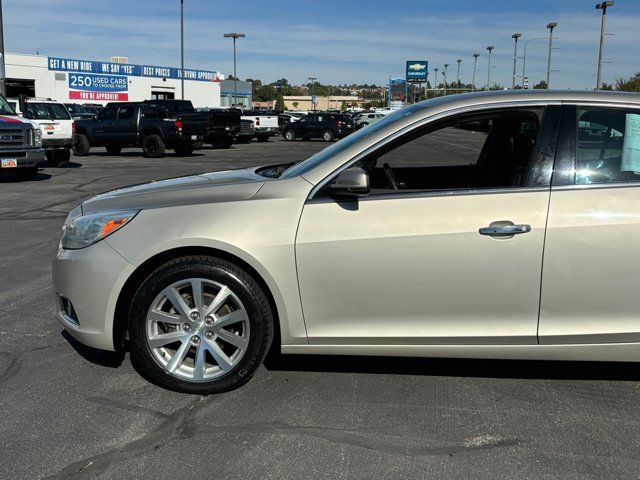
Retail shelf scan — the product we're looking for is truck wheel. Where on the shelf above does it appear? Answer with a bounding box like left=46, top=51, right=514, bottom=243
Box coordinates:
left=237, top=136, right=252, bottom=144
left=256, top=134, right=270, bottom=142
left=72, top=134, right=90, bottom=156
left=58, top=149, right=71, bottom=163
left=174, top=143, right=194, bottom=156
left=45, top=150, right=59, bottom=167
left=322, top=130, right=335, bottom=142
left=283, top=130, right=296, bottom=141
left=15, top=167, right=38, bottom=181
left=143, top=135, right=165, bottom=158
left=105, top=144, right=122, bottom=155
left=221, top=137, right=234, bottom=149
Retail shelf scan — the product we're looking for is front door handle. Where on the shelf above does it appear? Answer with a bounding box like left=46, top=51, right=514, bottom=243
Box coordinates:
left=479, top=223, right=531, bottom=237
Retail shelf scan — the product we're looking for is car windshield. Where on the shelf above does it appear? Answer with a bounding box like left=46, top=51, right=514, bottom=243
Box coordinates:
left=0, top=95, right=16, bottom=115
left=279, top=106, right=419, bottom=179
left=46, top=103, right=71, bottom=120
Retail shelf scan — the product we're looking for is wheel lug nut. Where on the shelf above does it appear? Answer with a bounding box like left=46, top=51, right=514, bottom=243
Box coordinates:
left=205, top=331, right=214, bottom=339
left=182, top=323, right=192, bottom=332
left=205, top=316, right=214, bottom=326
left=191, top=335, right=201, bottom=345
left=190, top=311, right=200, bottom=320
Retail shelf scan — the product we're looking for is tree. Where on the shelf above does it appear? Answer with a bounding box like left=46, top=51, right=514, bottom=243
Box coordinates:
left=614, top=72, right=640, bottom=92
left=292, top=101, right=299, bottom=110
left=533, top=80, right=548, bottom=89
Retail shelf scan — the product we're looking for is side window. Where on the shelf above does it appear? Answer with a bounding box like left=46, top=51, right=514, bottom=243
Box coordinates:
left=141, top=108, right=160, bottom=119
left=575, top=107, right=639, bottom=185
left=118, top=106, right=135, bottom=120
left=354, top=109, right=543, bottom=194
left=100, top=106, right=117, bottom=120
left=24, top=103, right=51, bottom=120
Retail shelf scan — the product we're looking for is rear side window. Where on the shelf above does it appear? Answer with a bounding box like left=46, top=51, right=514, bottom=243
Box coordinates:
left=24, top=103, right=50, bottom=120
left=575, top=107, right=640, bottom=185
left=118, top=106, right=135, bottom=119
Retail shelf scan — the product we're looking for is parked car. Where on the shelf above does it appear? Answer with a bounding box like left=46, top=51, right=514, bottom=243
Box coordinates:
left=278, top=112, right=301, bottom=131
left=10, top=98, right=74, bottom=166
left=355, top=112, right=384, bottom=129
left=235, top=119, right=255, bottom=144
left=73, top=101, right=208, bottom=157
left=200, top=108, right=242, bottom=149
left=64, top=103, right=97, bottom=121
left=241, top=110, right=279, bottom=142
left=82, top=104, right=104, bottom=115
left=54, top=90, right=640, bottom=394
left=282, top=112, right=355, bottom=141
left=0, top=94, right=45, bottom=180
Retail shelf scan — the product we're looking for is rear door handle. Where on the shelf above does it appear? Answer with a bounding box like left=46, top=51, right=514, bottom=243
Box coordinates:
left=479, top=223, right=531, bottom=237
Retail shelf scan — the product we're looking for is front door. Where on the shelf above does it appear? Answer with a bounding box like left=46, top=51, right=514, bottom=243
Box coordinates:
left=296, top=106, right=560, bottom=345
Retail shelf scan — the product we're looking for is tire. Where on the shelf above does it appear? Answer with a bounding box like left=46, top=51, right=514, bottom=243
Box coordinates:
left=283, top=130, right=296, bottom=141
left=15, top=167, right=38, bottom=181
left=174, top=143, right=194, bottom=156
left=45, top=150, right=59, bottom=167
left=209, top=135, right=224, bottom=149
left=72, top=134, right=90, bottom=156
left=143, top=134, right=165, bottom=158
left=256, top=134, right=270, bottom=142
left=105, top=144, right=122, bottom=155
left=128, top=255, right=273, bottom=394
left=236, top=136, right=252, bottom=144
left=322, top=130, right=335, bottom=142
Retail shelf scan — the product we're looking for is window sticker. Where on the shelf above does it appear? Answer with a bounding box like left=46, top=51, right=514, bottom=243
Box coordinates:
left=621, top=113, right=640, bottom=173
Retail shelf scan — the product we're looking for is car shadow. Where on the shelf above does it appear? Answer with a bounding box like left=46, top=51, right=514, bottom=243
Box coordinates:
left=265, top=353, right=640, bottom=381
left=0, top=170, right=52, bottom=182
left=61, top=330, right=125, bottom=368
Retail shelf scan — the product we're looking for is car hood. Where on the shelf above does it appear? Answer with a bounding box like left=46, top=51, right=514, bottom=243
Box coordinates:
left=81, top=168, right=266, bottom=214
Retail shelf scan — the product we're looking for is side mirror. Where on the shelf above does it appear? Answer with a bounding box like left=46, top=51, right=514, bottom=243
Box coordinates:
left=330, top=167, right=370, bottom=198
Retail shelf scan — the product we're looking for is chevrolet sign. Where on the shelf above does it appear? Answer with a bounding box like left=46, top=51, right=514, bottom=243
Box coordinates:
left=406, top=60, right=428, bottom=83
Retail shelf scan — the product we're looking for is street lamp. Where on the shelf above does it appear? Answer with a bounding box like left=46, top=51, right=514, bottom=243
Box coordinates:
left=433, top=67, right=439, bottom=96
left=522, top=37, right=546, bottom=89
left=456, top=59, right=462, bottom=91
left=596, top=1, right=615, bottom=90
left=308, top=76, right=317, bottom=111
left=471, top=53, right=480, bottom=92
left=511, top=33, right=522, bottom=89
left=443, top=64, right=449, bottom=95
left=486, top=46, right=494, bottom=89
left=223, top=32, right=246, bottom=107
left=546, top=22, right=557, bottom=88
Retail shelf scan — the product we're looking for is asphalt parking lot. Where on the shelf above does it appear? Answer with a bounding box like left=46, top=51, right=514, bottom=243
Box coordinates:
left=2, top=138, right=640, bottom=480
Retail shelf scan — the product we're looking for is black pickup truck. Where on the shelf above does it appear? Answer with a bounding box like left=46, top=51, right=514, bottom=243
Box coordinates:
left=73, top=101, right=208, bottom=158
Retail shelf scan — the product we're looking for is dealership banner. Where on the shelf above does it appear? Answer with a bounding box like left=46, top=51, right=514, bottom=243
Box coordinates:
left=406, top=61, right=428, bottom=83
left=67, top=72, right=129, bottom=101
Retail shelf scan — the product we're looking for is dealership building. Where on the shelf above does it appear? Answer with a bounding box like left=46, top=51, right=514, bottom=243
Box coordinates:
left=4, top=53, right=225, bottom=108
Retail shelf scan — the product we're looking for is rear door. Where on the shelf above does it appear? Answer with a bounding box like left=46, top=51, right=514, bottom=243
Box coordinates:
left=539, top=104, right=640, bottom=344
left=92, top=105, right=118, bottom=142
left=112, top=105, right=137, bottom=144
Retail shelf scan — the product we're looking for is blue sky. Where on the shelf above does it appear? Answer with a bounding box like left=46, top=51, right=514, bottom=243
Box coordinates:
left=4, top=0, right=640, bottom=89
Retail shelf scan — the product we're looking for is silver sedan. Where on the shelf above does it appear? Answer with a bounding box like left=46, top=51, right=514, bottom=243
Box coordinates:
left=53, top=90, right=640, bottom=393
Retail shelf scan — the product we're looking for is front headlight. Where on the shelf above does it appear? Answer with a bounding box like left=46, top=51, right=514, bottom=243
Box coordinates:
left=34, top=128, right=42, bottom=147
left=61, top=209, right=139, bottom=249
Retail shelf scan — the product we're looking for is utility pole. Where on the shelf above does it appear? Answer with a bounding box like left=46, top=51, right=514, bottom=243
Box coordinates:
left=471, top=53, right=480, bottom=92
left=511, top=33, right=521, bottom=89
left=223, top=33, right=245, bottom=107
left=443, top=64, right=449, bottom=95
left=456, top=59, right=462, bottom=91
left=308, top=76, right=317, bottom=111
left=180, top=0, right=184, bottom=99
left=522, top=37, right=546, bottom=89
left=433, top=68, right=439, bottom=97
left=596, top=1, right=615, bottom=90
left=486, top=46, right=494, bottom=89
left=546, top=22, right=557, bottom=88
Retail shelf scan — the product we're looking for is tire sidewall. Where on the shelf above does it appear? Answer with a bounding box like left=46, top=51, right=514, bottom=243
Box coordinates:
left=323, top=130, right=334, bottom=141
left=284, top=130, right=295, bottom=141
left=129, top=259, right=270, bottom=394
left=143, top=135, right=165, bottom=158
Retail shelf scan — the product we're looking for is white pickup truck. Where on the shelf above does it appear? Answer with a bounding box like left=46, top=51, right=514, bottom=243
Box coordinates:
left=9, top=98, right=74, bottom=167
left=240, top=110, right=279, bottom=142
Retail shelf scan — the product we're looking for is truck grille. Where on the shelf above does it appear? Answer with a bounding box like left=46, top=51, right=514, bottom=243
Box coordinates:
left=240, top=122, right=254, bottom=132
left=0, top=128, right=27, bottom=148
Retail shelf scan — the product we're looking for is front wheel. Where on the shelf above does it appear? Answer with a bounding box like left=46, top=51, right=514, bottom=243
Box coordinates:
left=283, top=130, right=296, bottom=141
left=128, top=255, right=273, bottom=394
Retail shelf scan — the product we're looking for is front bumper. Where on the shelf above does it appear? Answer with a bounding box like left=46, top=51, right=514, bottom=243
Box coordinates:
left=3, top=148, right=47, bottom=169
left=52, top=240, right=135, bottom=351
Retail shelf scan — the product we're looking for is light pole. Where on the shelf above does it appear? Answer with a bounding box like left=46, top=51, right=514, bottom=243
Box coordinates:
left=471, top=53, right=480, bottom=92
left=433, top=67, right=439, bottom=96
left=308, top=76, right=317, bottom=111
left=223, top=32, right=245, bottom=107
left=0, top=0, right=5, bottom=97
left=596, top=1, right=615, bottom=90
left=456, top=59, right=462, bottom=91
left=546, top=22, right=557, bottom=88
left=511, top=33, right=521, bottom=89
left=443, top=64, right=449, bottom=95
left=180, top=0, right=184, bottom=99
left=522, top=37, right=546, bottom=89
left=486, top=46, right=494, bottom=89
